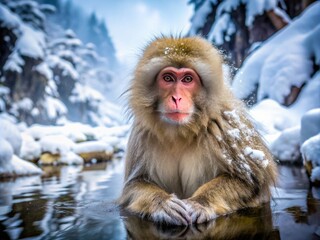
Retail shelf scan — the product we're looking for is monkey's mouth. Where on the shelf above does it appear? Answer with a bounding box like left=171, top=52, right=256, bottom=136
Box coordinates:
left=163, top=112, right=191, bottom=124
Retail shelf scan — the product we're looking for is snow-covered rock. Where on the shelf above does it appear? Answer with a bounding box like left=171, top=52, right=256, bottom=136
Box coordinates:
left=0, top=138, right=13, bottom=165
left=301, top=134, right=320, bottom=184
left=40, top=134, right=75, bottom=155
left=249, top=71, right=320, bottom=162
left=301, top=108, right=320, bottom=144
left=270, top=126, right=301, bottom=162
left=7, top=155, right=42, bottom=176
left=239, top=3, right=320, bottom=166
left=232, top=2, right=320, bottom=104
left=38, top=134, right=84, bottom=165
left=0, top=119, right=22, bottom=155
left=20, top=133, right=41, bottom=161
left=74, top=140, right=114, bottom=162
left=250, top=99, right=295, bottom=133
left=59, top=151, right=83, bottom=165
left=21, top=122, right=130, bottom=165
left=74, top=141, right=113, bottom=154
left=0, top=119, right=42, bottom=177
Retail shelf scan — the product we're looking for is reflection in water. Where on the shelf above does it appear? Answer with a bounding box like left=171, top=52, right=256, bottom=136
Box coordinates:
left=123, top=205, right=279, bottom=240
left=0, top=162, right=320, bottom=239
left=272, top=165, right=320, bottom=240
left=0, top=160, right=125, bottom=239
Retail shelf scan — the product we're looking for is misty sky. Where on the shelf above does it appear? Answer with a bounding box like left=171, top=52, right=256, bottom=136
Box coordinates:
left=75, top=0, right=193, bottom=64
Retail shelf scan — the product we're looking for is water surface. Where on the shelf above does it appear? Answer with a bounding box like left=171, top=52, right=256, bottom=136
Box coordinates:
left=0, top=160, right=319, bottom=240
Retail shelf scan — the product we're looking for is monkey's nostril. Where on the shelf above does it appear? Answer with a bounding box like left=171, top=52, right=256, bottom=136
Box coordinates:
left=172, top=96, right=182, bottom=103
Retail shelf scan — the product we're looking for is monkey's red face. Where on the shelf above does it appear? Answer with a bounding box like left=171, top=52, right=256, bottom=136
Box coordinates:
left=156, top=67, right=201, bottom=124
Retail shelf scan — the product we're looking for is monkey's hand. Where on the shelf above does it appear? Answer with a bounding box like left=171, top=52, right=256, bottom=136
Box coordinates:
left=150, top=194, right=191, bottom=226
left=184, top=199, right=217, bottom=224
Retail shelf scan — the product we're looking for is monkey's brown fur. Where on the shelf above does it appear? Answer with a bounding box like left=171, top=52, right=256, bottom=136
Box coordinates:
left=119, top=36, right=277, bottom=225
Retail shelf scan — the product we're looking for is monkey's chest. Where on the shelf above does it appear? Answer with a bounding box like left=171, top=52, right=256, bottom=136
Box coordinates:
left=150, top=148, right=218, bottom=199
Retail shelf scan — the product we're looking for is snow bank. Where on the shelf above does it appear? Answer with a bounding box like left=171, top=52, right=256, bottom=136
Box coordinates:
left=3, top=155, right=42, bottom=176
left=232, top=2, right=320, bottom=103
left=21, top=122, right=130, bottom=165
left=59, top=152, right=83, bottom=165
left=38, top=133, right=83, bottom=165
left=74, top=141, right=113, bottom=154
left=301, top=134, right=320, bottom=182
left=235, top=3, right=320, bottom=167
left=0, top=119, right=22, bottom=155
left=270, top=126, right=301, bottom=162
left=250, top=71, right=320, bottom=161
left=0, top=119, right=42, bottom=177
left=300, top=108, right=320, bottom=143
left=0, top=138, right=13, bottom=164
left=250, top=99, right=295, bottom=134
left=0, top=118, right=128, bottom=170
left=40, top=135, right=75, bottom=155
left=250, top=98, right=320, bottom=163
left=20, top=133, right=41, bottom=161
left=26, top=123, right=130, bottom=144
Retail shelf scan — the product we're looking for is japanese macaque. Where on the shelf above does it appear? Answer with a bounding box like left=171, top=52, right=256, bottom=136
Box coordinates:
left=118, top=36, right=277, bottom=226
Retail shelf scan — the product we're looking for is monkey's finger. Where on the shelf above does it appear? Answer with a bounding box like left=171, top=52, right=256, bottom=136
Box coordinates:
left=163, top=206, right=190, bottom=226
left=182, top=199, right=200, bottom=215
left=170, top=197, right=189, bottom=211
left=184, top=202, right=195, bottom=215
left=151, top=208, right=185, bottom=226
left=196, top=212, right=209, bottom=224
left=190, top=211, right=201, bottom=223
left=167, top=201, right=191, bottom=224
left=170, top=200, right=192, bottom=223
left=152, top=209, right=186, bottom=226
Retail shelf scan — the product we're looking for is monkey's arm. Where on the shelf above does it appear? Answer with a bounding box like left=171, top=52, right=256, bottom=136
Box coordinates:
left=119, top=179, right=191, bottom=225
left=185, top=174, right=268, bottom=224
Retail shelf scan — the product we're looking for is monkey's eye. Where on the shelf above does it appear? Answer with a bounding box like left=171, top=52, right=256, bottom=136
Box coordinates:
left=163, top=74, right=174, bottom=82
left=182, top=75, right=193, bottom=83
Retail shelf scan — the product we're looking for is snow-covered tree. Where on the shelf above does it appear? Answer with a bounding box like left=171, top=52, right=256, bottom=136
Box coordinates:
left=188, top=0, right=310, bottom=67
left=0, top=0, right=122, bottom=126
left=39, top=0, right=118, bottom=67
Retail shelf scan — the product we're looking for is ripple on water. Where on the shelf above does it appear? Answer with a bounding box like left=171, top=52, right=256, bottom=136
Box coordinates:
left=0, top=161, right=319, bottom=240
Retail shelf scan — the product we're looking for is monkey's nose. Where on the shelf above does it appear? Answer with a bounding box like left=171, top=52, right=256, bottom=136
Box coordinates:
left=172, top=96, right=182, bottom=104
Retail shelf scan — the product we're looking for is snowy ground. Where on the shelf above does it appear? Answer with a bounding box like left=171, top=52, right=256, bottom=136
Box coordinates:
left=233, top=3, right=320, bottom=184
left=0, top=117, right=130, bottom=178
